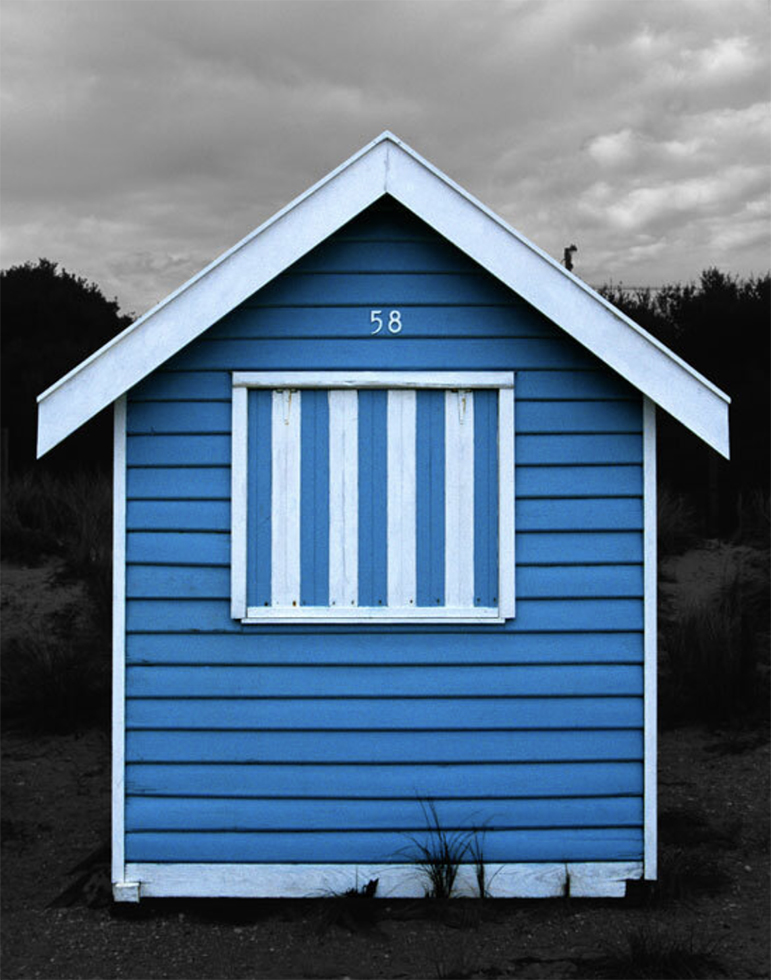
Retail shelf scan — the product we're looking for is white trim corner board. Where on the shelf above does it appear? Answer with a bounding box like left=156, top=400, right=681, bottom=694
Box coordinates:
left=111, top=396, right=127, bottom=890
left=643, top=397, right=658, bottom=880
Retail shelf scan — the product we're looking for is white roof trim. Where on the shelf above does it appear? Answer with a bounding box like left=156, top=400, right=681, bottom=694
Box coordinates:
left=37, top=131, right=730, bottom=458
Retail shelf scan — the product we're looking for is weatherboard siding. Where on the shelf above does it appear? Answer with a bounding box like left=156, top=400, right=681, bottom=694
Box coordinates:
left=124, top=200, right=644, bottom=866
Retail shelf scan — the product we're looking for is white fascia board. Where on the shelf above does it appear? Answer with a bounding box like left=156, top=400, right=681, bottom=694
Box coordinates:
left=383, top=140, right=730, bottom=459
left=36, top=137, right=391, bottom=457
left=37, top=131, right=730, bottom=459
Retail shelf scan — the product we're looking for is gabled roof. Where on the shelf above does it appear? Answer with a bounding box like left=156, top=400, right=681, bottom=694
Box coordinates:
left=37, top=131, right=730, bottom=458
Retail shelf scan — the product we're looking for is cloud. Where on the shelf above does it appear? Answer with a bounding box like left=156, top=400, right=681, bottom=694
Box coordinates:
left=1, top=0, right=768, bottom=314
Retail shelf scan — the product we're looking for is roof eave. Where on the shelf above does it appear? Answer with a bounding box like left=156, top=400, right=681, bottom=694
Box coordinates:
left=37, top=132, right=730, bottom=460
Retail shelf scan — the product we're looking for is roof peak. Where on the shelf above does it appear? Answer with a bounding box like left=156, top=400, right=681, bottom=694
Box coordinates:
left=36, top=133, right=730, bottom=459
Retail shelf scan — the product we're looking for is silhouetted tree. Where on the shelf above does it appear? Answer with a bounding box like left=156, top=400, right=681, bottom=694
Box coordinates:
left=600, top=269, right=770, bottom=534
left=1, top=258, right=132, bottom=473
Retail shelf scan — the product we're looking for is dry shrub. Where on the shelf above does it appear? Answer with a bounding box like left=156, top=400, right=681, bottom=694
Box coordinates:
left=601, top=922, right=724, bottom=978
left=1, top=633, right=110, bottom=733
left=1, top=470, right=112, bottom=732
left=657, top=485, right=700, bottom=557
left=660, top=553, right=769, bottom=726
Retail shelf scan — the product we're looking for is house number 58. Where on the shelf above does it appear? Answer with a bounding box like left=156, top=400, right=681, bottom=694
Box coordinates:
left=370, top=310, right=403, bottom=335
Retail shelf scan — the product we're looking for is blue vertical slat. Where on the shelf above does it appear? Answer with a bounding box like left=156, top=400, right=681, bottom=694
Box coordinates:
left=248, top=390, right=272, bottom=608
left=416, top=390, right=445, bottom=607
left=474, top=390, right=498, bottom=606
left=301, top=390, right=330, bottom=606
left=358, top=390, right=388, bottom=606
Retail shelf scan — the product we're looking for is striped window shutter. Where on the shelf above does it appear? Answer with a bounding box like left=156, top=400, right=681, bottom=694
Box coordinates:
left=231, top=373, right=514, bottom=623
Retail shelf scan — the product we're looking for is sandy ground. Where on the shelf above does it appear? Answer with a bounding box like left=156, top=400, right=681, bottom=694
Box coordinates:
left=1, top=549, right=769, bottom=979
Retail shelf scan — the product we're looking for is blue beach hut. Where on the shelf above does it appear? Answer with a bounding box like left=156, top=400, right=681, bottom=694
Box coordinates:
left=37, top=133, right=730, bottom=901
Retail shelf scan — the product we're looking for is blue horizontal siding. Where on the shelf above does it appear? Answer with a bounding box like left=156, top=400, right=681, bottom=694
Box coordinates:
left=517, top=434, right=643, bottom=465
left=518, top=401, right=641, bottom=433
left=211, top=305, right=555, bottom=340
left=247, top=272, right=518, bottom=306
left=124, top=530, right=642, bottom=569
left=131, top=371, right=231, bottom=401
left=127, top=434, right=230, bottom=466
left=124, top=497, right=642, bottom=535
left=290, top=239, right=487, bottom=274
left=335, top=208, right=439, bottom=241
left=167, top=338, right=598, bottom=372
left=127, top=532, right=229, bottom=566
left=517, top=498, right=642, bottom=531
left=126, top=564, right=642, bottom=600
left=125, top=665, right=642, bottom=699
left=126, top=729, right=642, bottom=763
left=517, top=532, right=642, bottom=564
left=126, top=631, right=643, bottom=665
left=121, top=200, right=648, bottom=869
left=126, top=598, right=643, bottom=632
left=131, top=369, right=637, bottom=403
left=126, top=697, right=644, bottom=731
left=126, top=398, right=640, bottom=437
left=517, top=466, right=642, bottom=498
left=126, top=796, right=643, bottom=831
left=124, top=828, right=643, bottom=864
left=127, top=501, right=229, bottom=531
left=128, top=467, right=230, bottom=499
left=126, top=761, right=643, bottom=799
left=128, top=401, right=229, bottom=434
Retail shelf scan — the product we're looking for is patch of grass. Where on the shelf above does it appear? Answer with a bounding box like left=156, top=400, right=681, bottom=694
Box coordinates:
left=315, top=878, right=380, bottom=934
left=402, top=800, right=473, bottom=901
left=429, top=933, right=481, bottom=979
left=0, top=633, right=110, bottom=733
left=654, top=848, right=728, bottom=902
left=600, top=923, right=724, bottom=978
left=660, top=556, right=770, bottom=726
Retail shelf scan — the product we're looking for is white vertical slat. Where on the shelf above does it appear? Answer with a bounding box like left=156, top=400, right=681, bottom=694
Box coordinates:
left=445, top=389, right=475, bottom=608
left=387, top=389, right=417, bottom=607
left=111, top=396, right=127, bottom=890
left=498, top=385, right=516, bottom=618
left=328, top=389, right=358, bottom=606
left=271, top=389, right=301, bottom=607
left=643, top=397, right=658, bottom=880
left=230, top=385, right=248, bottom=619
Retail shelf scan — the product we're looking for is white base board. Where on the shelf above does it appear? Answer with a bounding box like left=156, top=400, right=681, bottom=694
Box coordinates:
left=118, top=861, right=643, bottom=901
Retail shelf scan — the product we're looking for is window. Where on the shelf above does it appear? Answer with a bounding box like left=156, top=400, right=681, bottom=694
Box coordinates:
left=231, top=372, right=514, bottom=624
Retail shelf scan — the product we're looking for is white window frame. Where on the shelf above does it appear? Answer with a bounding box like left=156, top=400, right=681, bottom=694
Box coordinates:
left=231, top=372, right=514, bottom=625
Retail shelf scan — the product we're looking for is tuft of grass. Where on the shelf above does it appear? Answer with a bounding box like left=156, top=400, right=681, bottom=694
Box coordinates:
left=429, top=934, right=480, bottom=979
left=600, top=922, right=724, bottom=978
left=315, top=878, right=380, bottom=934
left=660, top=557, right=769, bottom=726
left=468, top=823, right=494, bottom=900
left=654, top=848, right=728, bottom=902
left=402, top=800, right=473, bottom=901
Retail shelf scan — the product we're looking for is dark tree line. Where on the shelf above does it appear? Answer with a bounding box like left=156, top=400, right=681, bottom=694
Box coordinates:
left=1, top=259, right=132, bottom=473
left=600, top=269, right=770, bottom=535
left=2, top=258, right=768, bottom=535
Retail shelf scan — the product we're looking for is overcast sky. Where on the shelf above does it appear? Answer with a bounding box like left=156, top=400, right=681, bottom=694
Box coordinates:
left=1, top=0, right=769, bottom=317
